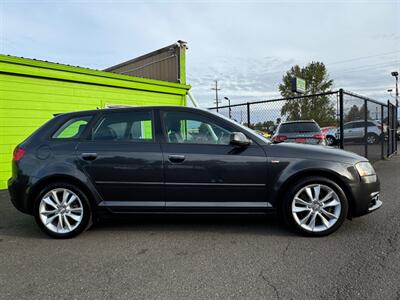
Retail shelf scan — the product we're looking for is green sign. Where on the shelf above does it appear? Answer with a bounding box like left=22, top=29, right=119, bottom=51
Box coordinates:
left=291, top=77, right=306, bottom=94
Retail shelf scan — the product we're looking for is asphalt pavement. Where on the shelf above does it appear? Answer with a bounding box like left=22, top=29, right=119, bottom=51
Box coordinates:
left=0, top=156, right=399, bottom=299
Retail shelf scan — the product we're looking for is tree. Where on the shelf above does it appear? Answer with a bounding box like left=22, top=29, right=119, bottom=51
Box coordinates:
left=279, top=62, right=336, bottom=127
left=253, top=121, right=275, bottom=130
left=344, top=104, right=370, bottom=123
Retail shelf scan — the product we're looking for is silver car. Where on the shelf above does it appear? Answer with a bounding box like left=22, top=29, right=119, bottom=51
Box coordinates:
left=337, top=120, right=384, bottom=144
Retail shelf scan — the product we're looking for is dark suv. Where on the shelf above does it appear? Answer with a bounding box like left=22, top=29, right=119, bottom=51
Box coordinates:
left=8, top=106, right=382, bottom=238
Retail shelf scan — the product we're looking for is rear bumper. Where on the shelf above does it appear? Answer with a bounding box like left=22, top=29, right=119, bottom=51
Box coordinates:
left=8, top=176, right=32, bottom=215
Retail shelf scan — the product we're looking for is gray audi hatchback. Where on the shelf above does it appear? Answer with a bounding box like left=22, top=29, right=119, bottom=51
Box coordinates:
left=8, top=106, right=382, bottom=238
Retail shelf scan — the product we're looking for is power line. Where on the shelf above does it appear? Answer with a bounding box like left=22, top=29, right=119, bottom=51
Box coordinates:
left=326, top=50, right=400, bottom=65
left=331, top=61, right=399, bottom=74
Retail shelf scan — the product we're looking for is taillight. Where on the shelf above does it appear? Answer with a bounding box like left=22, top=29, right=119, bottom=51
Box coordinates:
left=13, top=147, right=26, bottom=161
left=313, top=134, right=326, bottom=140
left=272, top=135, right=288, bottom=142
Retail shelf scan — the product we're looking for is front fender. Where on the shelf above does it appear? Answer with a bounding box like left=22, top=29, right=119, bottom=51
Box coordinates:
left=268, top=157, right=359, bottom=206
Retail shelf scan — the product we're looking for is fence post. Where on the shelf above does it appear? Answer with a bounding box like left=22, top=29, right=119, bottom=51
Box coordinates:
left=392, top=103, right=396, bottom=155
left=339, top=89, right=344, bottom=149
left=246, top=102, right=251, bottom=127
left=364, top=99, right=368, bottom=159
left=396, top=102, right=398, bottom=154
left=387, top=101, right=390, bottom=157
left=381, top=105, right=384, bottom=160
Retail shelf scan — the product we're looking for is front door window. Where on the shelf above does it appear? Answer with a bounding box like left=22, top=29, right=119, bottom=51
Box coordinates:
left=163, top=111, right=232, bottom=145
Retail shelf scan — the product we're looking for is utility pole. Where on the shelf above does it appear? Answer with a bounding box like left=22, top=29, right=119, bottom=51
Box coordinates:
left=211, top=80, right=221, bottom=111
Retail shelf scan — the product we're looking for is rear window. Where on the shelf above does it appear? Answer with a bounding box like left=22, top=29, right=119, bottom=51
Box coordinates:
left=279, top=122, right=320, bottom=133
left=52, top=116, right=92, bottom=139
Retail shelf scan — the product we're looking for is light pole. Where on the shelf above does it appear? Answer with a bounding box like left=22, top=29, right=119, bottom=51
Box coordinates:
left=224, top=96, right=232, bottom=119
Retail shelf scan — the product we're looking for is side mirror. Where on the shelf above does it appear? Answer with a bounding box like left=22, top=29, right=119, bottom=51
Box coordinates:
left=230, top=132, right=251, bottom=147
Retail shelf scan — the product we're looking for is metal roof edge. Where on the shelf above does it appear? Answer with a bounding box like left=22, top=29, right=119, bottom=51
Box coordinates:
left=105, top=43, right=179, bottom=71
left=0, top=54, right=191, bottom=91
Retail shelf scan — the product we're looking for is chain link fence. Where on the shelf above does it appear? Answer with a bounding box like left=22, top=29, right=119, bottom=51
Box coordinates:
left=210, top=90, right=398, bottom=162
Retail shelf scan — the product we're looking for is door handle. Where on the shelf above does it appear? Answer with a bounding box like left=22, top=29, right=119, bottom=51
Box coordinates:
left=168, top=154, right=185, bottom=163
left=81, top=153, right=98, bottom=161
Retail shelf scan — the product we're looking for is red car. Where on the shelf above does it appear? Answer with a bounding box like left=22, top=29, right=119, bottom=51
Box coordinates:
left=321, top=126, right=338, bottom=146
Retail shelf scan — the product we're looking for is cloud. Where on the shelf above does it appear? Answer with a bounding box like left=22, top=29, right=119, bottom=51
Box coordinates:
left=1, top=1, right=399, bottom=107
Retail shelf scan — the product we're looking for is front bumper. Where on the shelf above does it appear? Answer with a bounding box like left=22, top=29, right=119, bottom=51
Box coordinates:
left=349, top=174, right=382, bottom=217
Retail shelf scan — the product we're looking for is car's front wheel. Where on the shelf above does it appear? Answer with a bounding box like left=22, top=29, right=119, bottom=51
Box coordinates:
left=34, top=183, right=92, bottom=238
left=282, top=176, right=348, bottom=236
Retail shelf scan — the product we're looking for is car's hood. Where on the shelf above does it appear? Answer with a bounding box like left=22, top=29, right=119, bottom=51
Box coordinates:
left=264, top=142, right=366, bottom=164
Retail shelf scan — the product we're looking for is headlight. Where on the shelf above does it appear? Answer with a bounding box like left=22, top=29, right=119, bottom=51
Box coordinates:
left=355, top=162, right=375, bottom=177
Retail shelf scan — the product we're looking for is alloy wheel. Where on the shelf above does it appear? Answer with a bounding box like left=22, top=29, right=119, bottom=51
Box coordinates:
left=367, top=135, right=376, bottom=144
left=38, top=188, right=84, bottom=234
left=291, top=184, right=341, bottom=232
left=326, top=136, right=335, bottom=146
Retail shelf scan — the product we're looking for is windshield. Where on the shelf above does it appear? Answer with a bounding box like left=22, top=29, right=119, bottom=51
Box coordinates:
left=279, top=122, right=320, bottom=133
left=207, top=109, right=271, bottom=143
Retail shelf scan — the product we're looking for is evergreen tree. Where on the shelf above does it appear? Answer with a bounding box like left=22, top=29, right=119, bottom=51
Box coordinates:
left=279, top=62, right=336, bottom=127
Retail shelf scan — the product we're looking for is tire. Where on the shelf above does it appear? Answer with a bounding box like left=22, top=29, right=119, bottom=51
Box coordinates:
left=326, top=135, right=336, bottom=146
left=367, top=133, right=379, bottom=145
left=33, top=182, right=92, bottom=239
left=281, top=176, right=348, bottom=237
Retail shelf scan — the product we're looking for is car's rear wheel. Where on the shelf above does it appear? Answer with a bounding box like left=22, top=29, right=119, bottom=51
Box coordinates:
left=326, top=135, right=336, bottom=146
left=282, top=176, right=348, bottom=236
left=367, top=133, right=379, bottom=144
left=34, top=183, right=92, bottom=238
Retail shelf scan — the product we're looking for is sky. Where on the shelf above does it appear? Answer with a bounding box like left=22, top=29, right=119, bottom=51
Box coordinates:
left=1, top=0, right=399, bottom=107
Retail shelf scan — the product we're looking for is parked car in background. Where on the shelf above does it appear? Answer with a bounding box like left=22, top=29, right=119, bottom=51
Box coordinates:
left=255, top=130, right=271, bottom=139
left=272, top=120, right=326, bottom=145
left=337, top=120, right=384, bottom=145
left=8, top=106, right=381, bottom=238
left=321, top=126, right=338, bottom=146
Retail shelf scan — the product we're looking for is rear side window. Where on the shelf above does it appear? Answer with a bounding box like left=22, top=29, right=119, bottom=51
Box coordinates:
left=52, top=116, right=92, bottom=139
left=279, top=122, right=320, bottom=133
left=92, top=111, right=153, bottom=141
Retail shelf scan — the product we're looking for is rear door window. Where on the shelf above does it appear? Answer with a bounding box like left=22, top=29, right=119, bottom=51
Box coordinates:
left=52, top=116, right=92, bottom=139
left=92, top=111, right=153, bottom=141
left=353, top=122, right=364, bottom=128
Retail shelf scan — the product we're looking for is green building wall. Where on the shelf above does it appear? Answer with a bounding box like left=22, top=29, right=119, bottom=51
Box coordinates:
left=0, top=54, right=191, bottom=189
